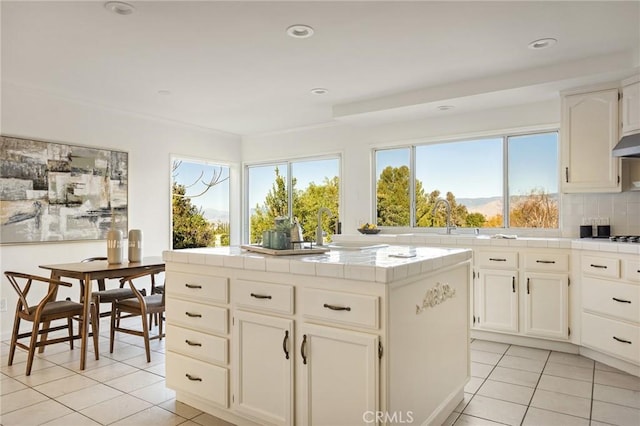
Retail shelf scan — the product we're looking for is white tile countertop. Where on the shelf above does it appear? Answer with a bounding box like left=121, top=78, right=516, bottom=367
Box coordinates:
left=331, top=234, right=640, bottom=254
left=162, top=245, right=472, bottom=283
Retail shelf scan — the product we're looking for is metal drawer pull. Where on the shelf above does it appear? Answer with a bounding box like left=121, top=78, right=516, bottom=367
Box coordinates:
left=250, top=293, right=272, bottom=300
left=185, top=312, right=202, bottom=318
left=612, top=297, right=632, bottom=304
left=185, top=283, right=202, bottom=289
left=185, top=374, right=203, bottom=381
left=301, top=334, right=308, bottom=365
left=613, top=336, right=632, bottom=344
left=536, top=260, right=556, bottom=264
left=283, top=330, right=289, bottom=360
left=323, top=303, right=351, bottom=312
left=185, top=340, right=202, bottom=346
left=489, top=258, right=507, bottom=262
left=512, top=276, right=516, bottom=293
left=590, top=264, right=607, bottom=269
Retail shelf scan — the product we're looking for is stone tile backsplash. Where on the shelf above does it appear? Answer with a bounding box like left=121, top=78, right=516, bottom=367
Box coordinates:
left=562, top=192, right=640, bottom=237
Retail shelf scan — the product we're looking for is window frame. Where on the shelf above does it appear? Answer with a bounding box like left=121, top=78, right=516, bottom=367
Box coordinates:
left=372, top=129, right=560, bottom=231
left=243, top=153, right=342, bottom=244
left=170, top=154, right=232, bottom=249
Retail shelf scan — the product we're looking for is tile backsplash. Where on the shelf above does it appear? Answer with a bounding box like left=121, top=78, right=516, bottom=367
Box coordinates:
left=562, top=192, right=640, bottom=237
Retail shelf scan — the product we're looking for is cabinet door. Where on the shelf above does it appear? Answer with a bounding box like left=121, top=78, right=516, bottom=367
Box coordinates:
left=233, top=311, right=293, bottom=426
left=299, top=323, right=378, bottom=426
left=477, top=269, right=518, bottom=333
left=561, top=88, right=620, bottom=192
left=622, top=81, right=640, bottom=135
left=524, top=273, right=569, bottom=340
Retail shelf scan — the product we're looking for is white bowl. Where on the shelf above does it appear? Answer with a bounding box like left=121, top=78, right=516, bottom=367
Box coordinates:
left=633, top=181, right=640, bottom=188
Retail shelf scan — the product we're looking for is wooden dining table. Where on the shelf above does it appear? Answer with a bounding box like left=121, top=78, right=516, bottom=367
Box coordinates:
left=39, top=256, right=165, bottom=370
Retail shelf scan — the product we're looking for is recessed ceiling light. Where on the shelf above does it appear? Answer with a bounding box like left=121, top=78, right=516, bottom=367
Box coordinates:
left=528, top=38, right=557, bottom=50
left=310, top=88, right=328, bottom=95
left=157, top=90, right=171, bottom=96
left=287, top=24, right=314, bottom=39
left=104, top=1, right=135, bottom=15
left=437, top=105, right=454, bottom=111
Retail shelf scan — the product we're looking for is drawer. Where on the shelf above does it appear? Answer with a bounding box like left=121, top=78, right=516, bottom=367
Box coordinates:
left=302, top=288, right=379, bottom=330
left=166, top=298, right=228, bottom=335
left=166, top=325, right=228, bottom=365
left=581, top=313, right=639, bottom=365
left=582, top=255, right=620, bottom=279
left=582, top=277, right=640, bottom=324
left=233, top=280, right=294, bottom=315
left=476, top=251, right=518, bottom=269
left=523, top=253, right=569, bottom=272
left=166, top=351, right=228, bottom=407
left=624, top=259, right=640, bottom=283
left=167, top=271, right=228, bottom=303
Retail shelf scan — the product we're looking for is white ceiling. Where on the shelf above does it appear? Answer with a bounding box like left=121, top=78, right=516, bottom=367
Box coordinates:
left=2, top=1, right=639, bottom=136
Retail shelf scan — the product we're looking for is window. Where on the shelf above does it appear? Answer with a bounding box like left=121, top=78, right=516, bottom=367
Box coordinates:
left=171, top=158, right=230, bottom=248
left=374, top=131, right=558, bottom=230
left=246, top=156, right=340, bottom=243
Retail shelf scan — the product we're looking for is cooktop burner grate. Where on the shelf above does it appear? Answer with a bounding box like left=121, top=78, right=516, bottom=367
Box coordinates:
left=609, top=235, right=640, bottom=243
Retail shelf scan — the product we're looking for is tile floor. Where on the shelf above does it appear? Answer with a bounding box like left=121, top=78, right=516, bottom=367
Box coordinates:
left=445, top=339, right=640, bottom=426
left=1, top=321, right=639, bottom=426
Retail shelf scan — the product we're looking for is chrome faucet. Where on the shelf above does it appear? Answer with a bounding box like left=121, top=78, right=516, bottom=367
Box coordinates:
left=432, top=198, right=456, bottom=235
left=316, top=207, right=333, bottom=246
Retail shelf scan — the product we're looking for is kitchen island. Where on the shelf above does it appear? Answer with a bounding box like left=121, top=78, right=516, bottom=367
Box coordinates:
left=163, top=245, right=472, bottom=426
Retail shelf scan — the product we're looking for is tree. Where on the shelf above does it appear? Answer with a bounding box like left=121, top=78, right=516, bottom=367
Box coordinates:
left=376, top=166, right=410, bottom=226
left=465, top=212, right=486, bottom=227
left=172, top=183, right=216, bottom=248
left=509, top=189, right=558, bottom=228
left=250, top=167, right=291, bottom=243
left=294, top=176, right=340, bottom=241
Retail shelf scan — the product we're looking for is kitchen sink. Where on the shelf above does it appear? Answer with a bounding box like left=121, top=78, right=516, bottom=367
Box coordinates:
left=327, top=242, right=389, bottom=250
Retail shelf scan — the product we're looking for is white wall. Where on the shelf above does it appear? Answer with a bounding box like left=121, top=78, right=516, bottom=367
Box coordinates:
left=242, top=99, right=640, bottom=239
left=0, top=83, right=242, bottom=339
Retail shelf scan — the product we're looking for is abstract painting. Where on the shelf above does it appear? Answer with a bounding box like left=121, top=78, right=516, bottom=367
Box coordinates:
left=0, top=135, right=128, bottom=244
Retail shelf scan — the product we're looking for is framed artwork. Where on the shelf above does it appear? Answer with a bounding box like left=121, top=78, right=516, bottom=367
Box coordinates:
left=0, top=135, right=128, bottom=244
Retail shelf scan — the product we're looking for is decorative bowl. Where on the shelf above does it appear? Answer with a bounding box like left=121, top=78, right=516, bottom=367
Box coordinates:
left=358, top=228, right=381, bottom=234
left=632, top=181, right=640, bottom=188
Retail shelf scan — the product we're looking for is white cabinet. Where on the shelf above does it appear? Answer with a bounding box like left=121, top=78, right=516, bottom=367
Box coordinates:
left=473, top=249, right=570, bottom=342
left=165, top=270, right=230, bottom=410
left=524, top=273, right=569, bottom=340
left=621, top=77, right=640, bottom=136
left=476, top=269, right=518, bottom=333
left=233, top=311, right=293, bottom=426
left=561, top=87, right=621, bottom=193
left=581, top=252, right=640, bottom=366
left=298, top=323, right=379, bottom=426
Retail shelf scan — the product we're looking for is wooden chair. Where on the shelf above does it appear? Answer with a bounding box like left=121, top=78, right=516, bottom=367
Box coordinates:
left=5, top=271, right=99, bottom=376
left=81, top=257, right=142, bottom=334
left=110, top=268, right=165, bottom=362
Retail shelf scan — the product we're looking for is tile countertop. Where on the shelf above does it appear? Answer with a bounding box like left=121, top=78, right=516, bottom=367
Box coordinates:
left=162, top=246, right=472, bottom=284
left=331, top=234, right=640, bottom=255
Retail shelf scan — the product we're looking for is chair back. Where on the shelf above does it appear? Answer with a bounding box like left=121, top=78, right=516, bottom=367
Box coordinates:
left=4, top=271, right=73, bottom=316
left=119, top=268, right=165, bottom=305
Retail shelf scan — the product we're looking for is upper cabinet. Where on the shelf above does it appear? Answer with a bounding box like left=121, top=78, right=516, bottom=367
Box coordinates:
left=621, top=75, right=640, bottom=136
left=561, top=87, right=621, bottom=193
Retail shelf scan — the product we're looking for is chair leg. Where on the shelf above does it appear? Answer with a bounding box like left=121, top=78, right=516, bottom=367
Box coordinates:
left=67, top=317, right=74, bottom=349
left=158, top=311, right=164, bottom=341
left=26, top=321, right=40, bottom=376
left=38, top=320, right=51, bottom=354
left=140, top=310, right=151, bottom=363
left=93, top=295, right=101, bottom=336
left=109, top=305, right=117, bottom=354
left=90, top=304, right=100, bottom=360
left=8, top=317, right=21, bottom=366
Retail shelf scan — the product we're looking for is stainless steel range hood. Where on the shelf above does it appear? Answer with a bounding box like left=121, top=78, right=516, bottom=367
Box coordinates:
left=612, top=133, right=640, bottom=157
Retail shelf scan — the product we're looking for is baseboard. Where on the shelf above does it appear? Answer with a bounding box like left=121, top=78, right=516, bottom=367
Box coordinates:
left=471, top=330, right=580, bottom=353
left=579, top=347, right=640, bottom=377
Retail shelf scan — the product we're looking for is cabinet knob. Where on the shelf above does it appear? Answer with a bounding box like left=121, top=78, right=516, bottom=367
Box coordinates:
left=323, top=303, right=351, bottom=312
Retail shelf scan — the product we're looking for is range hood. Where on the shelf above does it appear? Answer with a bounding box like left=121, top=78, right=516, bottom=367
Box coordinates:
left=612, top=133, right=640, bottom=157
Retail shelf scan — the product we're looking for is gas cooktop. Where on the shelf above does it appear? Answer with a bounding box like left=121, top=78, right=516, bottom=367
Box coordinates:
left=608, top=235, right=640, bottom=243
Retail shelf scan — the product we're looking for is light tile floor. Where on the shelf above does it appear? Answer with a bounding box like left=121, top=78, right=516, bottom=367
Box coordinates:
left=445, top=340, right=640, bottom=426
left=1, top=321, right=639, bottom=426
